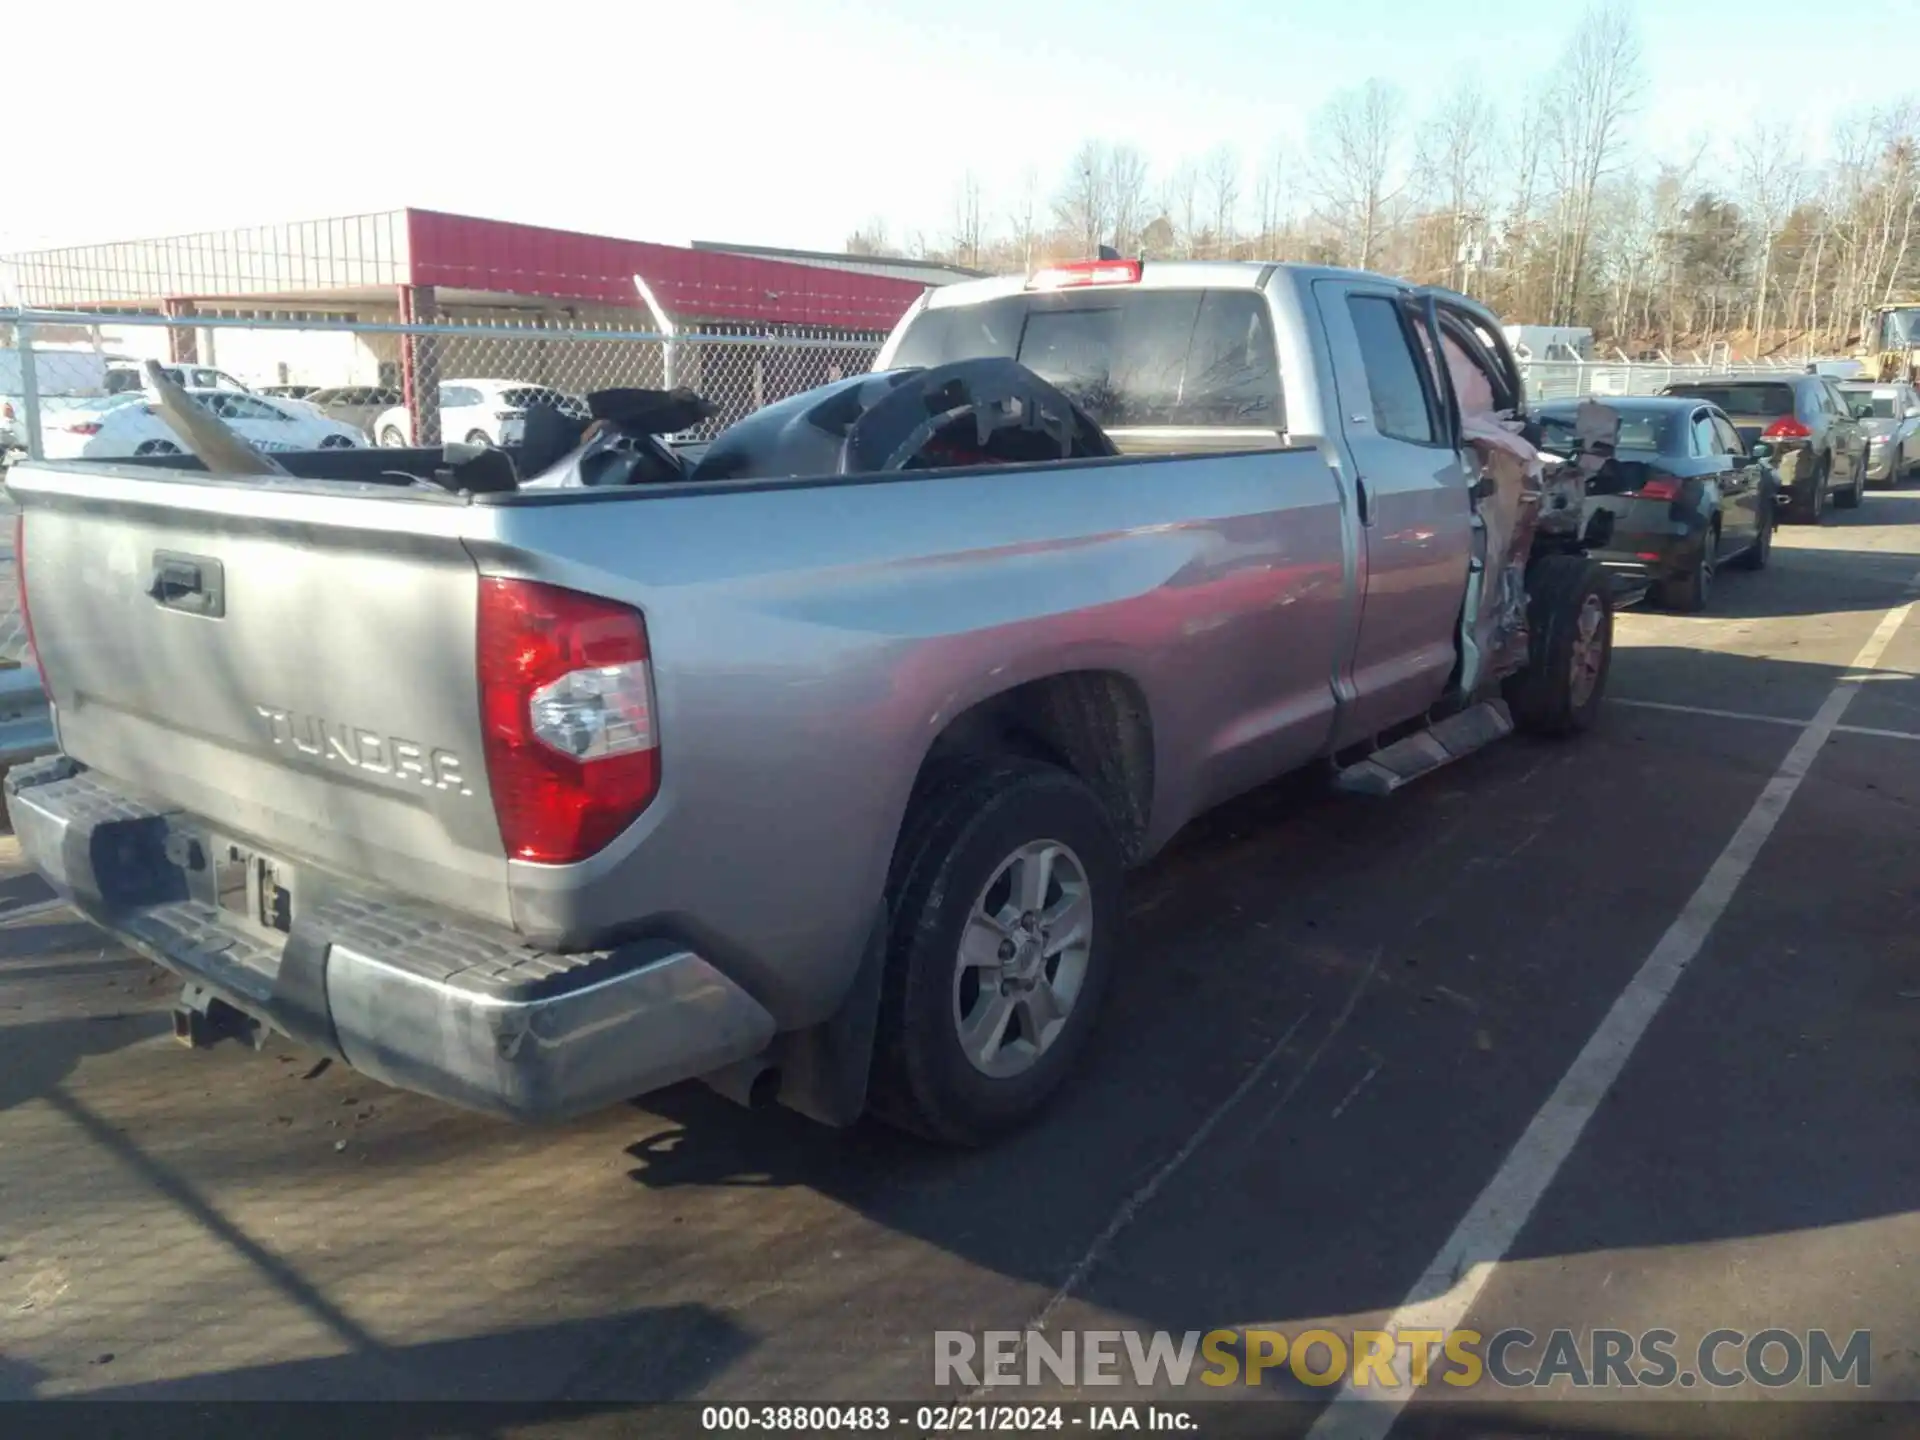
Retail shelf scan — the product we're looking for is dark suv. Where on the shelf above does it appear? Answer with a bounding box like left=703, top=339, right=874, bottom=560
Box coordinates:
left=1658, top=374, right=1868, bottom=522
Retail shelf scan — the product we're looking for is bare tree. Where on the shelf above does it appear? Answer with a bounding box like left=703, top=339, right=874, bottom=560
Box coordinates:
left=1055, top=139, right=1114, bottom=256
left=1007, top=165, right=1042, bottom=271
left=949, top=171, right=986, bottom=270
left=1737, top=123, right=1805, bottom=344
left=1165, top=159, right=1204, bottom=258
left=1311, top=79, right=1407, bottom=270
left=1420, top=80, right=1499, bottom=289
left=1203, top=145, right=1242, bottom=258
left=1251, top=143, right=1291, bottom=255
left=845, top=218, right=891, bottom=256
left=1546, top=2, right=1644, bottom=324
left=1107, top=144, right=1151, bottom=255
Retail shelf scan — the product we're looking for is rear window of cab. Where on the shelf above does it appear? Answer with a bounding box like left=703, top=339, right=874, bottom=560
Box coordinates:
left=889, top=289, right=1283, bottom=432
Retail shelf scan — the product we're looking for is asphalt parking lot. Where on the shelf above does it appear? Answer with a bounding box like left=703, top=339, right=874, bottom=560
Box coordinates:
left=3, top=494, right=1919, bottom=1436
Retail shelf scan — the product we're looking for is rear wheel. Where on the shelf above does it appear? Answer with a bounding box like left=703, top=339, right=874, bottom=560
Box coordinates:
left=133, top=439, right=181, bottom=456
left=870, top=759, right=1122, bottom=1147
left=464, top=429, right=493, bottom=448
left=1504, top=554, right=1613, bottom=737
left=1658, top=524, right=1716, bottom=612
left=378, top=426, right=406, bottom=448
left=318, top=434, right=354, bottom=449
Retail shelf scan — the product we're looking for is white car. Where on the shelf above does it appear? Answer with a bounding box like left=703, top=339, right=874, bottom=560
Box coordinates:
left=371, top=379, right=587, bottom=449
left=39, top=390, right=366, bottom=461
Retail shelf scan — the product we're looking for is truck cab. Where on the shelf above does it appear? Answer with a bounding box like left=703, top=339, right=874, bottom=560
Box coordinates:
left=875, top=258, right=1571, bottom=745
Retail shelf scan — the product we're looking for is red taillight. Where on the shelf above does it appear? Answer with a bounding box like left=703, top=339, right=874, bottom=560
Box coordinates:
left=1027, top=259, right=1142, bottom=290
left=60, top=422, right=102, bottom=436
left=1, top=402, right=14, bottom=422
left=1763, top=418, right=1812, bottom=440
left=1638, top=477, right=1681, bottom=501
left=476, top=577, right=659, bottom=865
left=14, top=513, right=38, bottom=680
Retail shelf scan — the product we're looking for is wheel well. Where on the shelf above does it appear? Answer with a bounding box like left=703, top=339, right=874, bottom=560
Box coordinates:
left=912, top=671, right=1155, bottom=863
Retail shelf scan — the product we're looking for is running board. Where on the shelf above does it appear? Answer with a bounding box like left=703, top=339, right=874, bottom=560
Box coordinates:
left=1334, top=699, right=1515, bottom=797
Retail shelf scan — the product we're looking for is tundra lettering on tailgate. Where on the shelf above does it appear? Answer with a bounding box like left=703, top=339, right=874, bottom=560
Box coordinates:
left=254, top=706, right=473, bottom=797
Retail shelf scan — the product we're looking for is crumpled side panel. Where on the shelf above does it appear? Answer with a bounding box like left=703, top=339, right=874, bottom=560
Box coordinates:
left=1447, top=337, right=1617, bottom=690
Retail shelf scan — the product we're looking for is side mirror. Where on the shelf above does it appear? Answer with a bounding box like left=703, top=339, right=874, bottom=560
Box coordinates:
left=1729, top=454, right=1753, bottom=469
left=1852, top=402, right=1875, bottom=420
left=1749, top=440, right=1773, bottom=460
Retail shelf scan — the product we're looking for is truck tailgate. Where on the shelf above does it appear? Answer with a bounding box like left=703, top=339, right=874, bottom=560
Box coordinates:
left=13, top=467, right=512, bottom=927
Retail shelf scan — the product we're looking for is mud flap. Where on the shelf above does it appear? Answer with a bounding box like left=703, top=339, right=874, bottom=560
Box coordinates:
left=768, top=903, right=891, bottom=1129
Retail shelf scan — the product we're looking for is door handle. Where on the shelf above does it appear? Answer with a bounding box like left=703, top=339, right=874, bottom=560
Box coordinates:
left=148, top=550, right=225, bottom=617
left=1355, top=475, right=1372, bottom=525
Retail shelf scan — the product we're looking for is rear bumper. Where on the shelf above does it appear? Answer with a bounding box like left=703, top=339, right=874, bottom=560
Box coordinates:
left=4, top=757, right=777, bottom=1121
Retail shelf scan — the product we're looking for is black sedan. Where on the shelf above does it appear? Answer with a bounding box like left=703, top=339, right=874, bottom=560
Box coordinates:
left=1535, top=396, right=1777, bottom=612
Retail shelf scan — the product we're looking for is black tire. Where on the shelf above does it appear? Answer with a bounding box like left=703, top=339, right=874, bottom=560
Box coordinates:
left=1834, top=451, right=1865, bottom=509
left=1504, top=554, right=1613, bottom=738
left=318, top=434, right=354, bottom=449
left=378, top=426, right=406, bottom=448
left=464, top=429, right=493, bottom=448
left=870, top=758, right=1123, bottom=1147
left=1657, top=525, right=1715, bottom=612
left=1733, top=503, right=1772, bottom=571
left=134, top=439, right=180, bottom=456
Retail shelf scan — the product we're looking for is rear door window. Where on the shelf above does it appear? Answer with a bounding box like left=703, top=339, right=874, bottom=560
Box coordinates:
left=1665, top=383, right=1794, bottom=418
left=1346, top=294, right=1438, bottom=445
left=889, top=288, right=1283, bottom=433
left=1690, top=413, right=1717, bottom=457
left=1711, top=415, right=1745, bottom=454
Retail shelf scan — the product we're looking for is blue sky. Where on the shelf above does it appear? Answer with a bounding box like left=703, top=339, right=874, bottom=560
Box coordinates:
left=3, top=0, right=1911, bottom=258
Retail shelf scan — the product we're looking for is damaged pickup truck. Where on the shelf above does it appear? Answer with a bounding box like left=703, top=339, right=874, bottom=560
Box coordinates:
left=4, top=260, right=1622, bottom=1146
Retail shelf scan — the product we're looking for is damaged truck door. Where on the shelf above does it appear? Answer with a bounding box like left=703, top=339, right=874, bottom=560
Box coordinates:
left=1317, top=280, right=1475, bottom=747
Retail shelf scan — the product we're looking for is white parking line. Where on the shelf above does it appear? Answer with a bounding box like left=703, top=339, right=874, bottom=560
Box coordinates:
left=1307, top=577, right=1920, bottom=1440
left=1609, top=696, right=1920, bottom=744
left=1609, top=697, right=1808, bottom=728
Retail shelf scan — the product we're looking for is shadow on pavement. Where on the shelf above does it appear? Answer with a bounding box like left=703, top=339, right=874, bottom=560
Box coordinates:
left=4, top=1303, right=748, bottom=1406
left=0, top=1013, right=171, bottom=1114
left=6, top=638, right=1917, bottom=1406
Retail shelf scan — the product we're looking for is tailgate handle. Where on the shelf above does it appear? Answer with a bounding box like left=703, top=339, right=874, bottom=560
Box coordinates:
left=149, top=552, right=225, bottom=618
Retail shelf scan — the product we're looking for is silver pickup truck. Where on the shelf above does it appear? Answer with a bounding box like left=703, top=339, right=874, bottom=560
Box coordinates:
left=4, top=260, right=1619, bottom=1146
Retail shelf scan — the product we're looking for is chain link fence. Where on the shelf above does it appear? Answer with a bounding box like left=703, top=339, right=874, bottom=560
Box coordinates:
left=1515, top=355, right=1828, bottom=403
left=1, top=308, right=887, bottom=459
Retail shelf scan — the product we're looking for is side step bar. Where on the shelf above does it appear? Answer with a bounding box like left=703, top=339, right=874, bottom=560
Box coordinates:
left=1333, top=699, right=1514, bottom=798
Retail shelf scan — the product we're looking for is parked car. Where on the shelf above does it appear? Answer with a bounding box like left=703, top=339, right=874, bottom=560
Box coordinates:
left=260, top=384, right=320, bottom=401
left=1538, top=396, right=1776, bottom=612
left=38, top=389, right=364, bottom=460
left=305, top=385, right=404, bottom=437
left=1658, top=374, right=1868, bottom=522
left=371, top=380, right=588, bottom=449
left=1837, top=381, right=1920, bottom=486
left=6, top=260, right=1622, bottom=1147
left=3, top=348, right=125, bottom=454
left=106, top=362, right=256, bottom=396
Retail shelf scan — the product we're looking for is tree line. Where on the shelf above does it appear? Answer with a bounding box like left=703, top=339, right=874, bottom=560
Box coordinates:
left=847, top=5, right=1920, bottom=359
